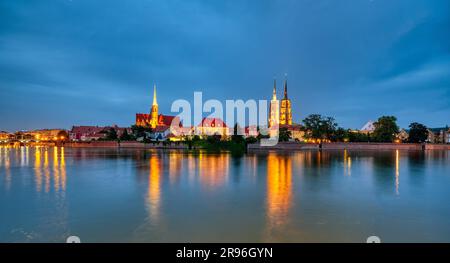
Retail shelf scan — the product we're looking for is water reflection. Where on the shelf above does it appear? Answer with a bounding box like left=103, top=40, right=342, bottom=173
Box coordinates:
left=28, top=147, right=67, bottom=193
left=147, top=155, right=162, bottom=223
left=198, top=153, right=229, bottom=189
left=34, top=147, right=42, bottom=192
left=395, top=150, right=400, bottom=195
left=1, top=147, right=450, bottom=242
left=168, top=152, right=182, bottom=185
left=344, top=149, right=352, bottom=176
left=265, top=153, right=293, bottom=239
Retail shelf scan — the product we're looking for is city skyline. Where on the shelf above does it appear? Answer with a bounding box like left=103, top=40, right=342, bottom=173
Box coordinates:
left=1, top=0, right=449, bottom=131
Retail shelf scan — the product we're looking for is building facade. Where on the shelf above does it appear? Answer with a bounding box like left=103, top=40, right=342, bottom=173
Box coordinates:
left=268, top=80, right=279, bottom=128
left=135, top=84, right=181, bottom=129
left=279, top=79, right=292, bottom=125
left=69, top=125, right=130, bottom=141
left=195, top=117, right=230, bottom=137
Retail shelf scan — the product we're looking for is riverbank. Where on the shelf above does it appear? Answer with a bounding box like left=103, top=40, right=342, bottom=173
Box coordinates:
left=247, top=142, right=450, bottom=151
left=2, top=141, right=450, bottom=151
left=64, top=141, right=187, bottom=149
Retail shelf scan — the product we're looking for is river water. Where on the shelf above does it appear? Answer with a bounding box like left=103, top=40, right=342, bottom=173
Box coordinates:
left=0, top=146, right=449, bottom=242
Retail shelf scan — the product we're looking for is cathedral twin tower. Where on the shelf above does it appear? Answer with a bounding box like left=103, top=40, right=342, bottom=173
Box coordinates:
left=269, top=78, right=293, bottom=127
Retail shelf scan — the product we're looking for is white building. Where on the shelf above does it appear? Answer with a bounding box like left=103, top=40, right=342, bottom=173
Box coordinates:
left=360, top=121, right=375, bottom=133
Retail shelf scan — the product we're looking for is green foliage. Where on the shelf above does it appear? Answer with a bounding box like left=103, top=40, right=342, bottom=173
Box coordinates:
left=348, top=131, right=370, bottom=142
left=119, top=129, right=133, bottom=141
left=302, top=114, right=338, bottom=140
left=245, top=136, right=258, bottom=144
left=408, top=122, right=428, bottom=143
left=231, top=123, right=245, bottom=143
left=103, top=128, right=118, bottom=140
left=278, top=127, right=292, bottom=142
left=184, top=134, right=246, bottom=155
left=331, top=127, right=348, bottom=142
left=373, top=116, right=399, bottom=142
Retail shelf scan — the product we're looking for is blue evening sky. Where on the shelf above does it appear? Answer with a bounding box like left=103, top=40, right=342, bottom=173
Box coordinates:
left=0, top=0, right=449, bottom=131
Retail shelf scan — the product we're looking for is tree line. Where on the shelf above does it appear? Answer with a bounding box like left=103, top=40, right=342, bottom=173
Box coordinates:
left=299, top=114, right=429, bottom=143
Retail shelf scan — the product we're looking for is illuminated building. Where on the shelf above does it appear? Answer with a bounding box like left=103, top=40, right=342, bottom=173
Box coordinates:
left=268, top=80, right=279, bottom=128
left=195, top=117, right=230, bottom=137
left=279, top=78, right=292, bottom=125
left=267, top=78, right=304, bottom=141
left=359, top=121, right=375, bottom=134
left=0, top=131, right=13, bottom=143
left=135, top=84, right=181, bottom=129
left=17, top=129, right=68, bottom=142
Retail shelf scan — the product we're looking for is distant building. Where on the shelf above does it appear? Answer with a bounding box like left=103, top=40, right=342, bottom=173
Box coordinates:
left=279, top=78, right=292, bottom=126
left=396, top=129, right=409, bottom=142
left=281, top=124, right=305, bottom=141
left=360, top=121, right=375, bottom=134
left=267, top=78, right=303, bottom=141
left=427, top=127, right=450, bottom=144
left=69, top=125, right=130, bottom=141
left=135, top=85, right=181, bottom=129
left=195, top=117, right=229, bottom=137
left=148, top=126, right=171, bottom=141
left=0, top=131, right=13, bottom=143
left=268, top=80, right=279, bottom=128
left=244, top=125, right=258, bottom=138
left=28, top=129, right=68, bottom=142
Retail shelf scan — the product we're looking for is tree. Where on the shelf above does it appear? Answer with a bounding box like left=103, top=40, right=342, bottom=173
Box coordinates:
left=104, top=128, right=118, bottom=140
left=231, top=123, right=244, bottom=143
left=408, top=122, right=428, bottom=143
left=119, top=129, right=132, bottom=141
left=302, top=114, right=338, bottom=141
left=348, top=130, right=370, bottom=142
left=331, top=127, right=348, bottom=142
left=373, top=116, right=399, bottom=142
left=278, top=127, right=292, bottom=142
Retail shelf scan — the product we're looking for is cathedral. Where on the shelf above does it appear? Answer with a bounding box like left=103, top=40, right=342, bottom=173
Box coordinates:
left=136, top=85, right=180, bottom=129
left=269, top=78, right=293, bottom=127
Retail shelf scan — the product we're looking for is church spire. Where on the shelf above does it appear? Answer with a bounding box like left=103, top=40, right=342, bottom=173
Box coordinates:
left=283, top=75, right=288, bottom=99
left=272, top=79, right=277, bottom=100
left=152, top=84, right=157, bottom=106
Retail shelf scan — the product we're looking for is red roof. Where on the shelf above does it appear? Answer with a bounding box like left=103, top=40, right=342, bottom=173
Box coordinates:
left=70, top=126, right=105, bottom=135
left=198, top=117, right=228, bottom=128
left=70, top=125, right=130, bottom=135
left=136, top=113, right=150, bottom=119
left=158, top=115, right=181, bottom=127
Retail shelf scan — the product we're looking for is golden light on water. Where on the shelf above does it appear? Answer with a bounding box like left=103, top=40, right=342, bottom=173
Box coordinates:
left=61, top=147, right=66, bottom=191
left=147, top=155, right=161, bottom=223
left=29, top=146, right=67, bottom=193
left=197, top=153, right=229, bottom=189
left=44, top=148, right=50, bottom=193
left=168, top=152, right=182, bottom=185
left=1, top=146, right=12, bottom=190
left=266, top=153, right=292, bottom=235
left=53, top=147, right=60, bottom=191
left=344, top=149, right=352, bottom=176
left=34, top=147, right=42, bottom=192
left=395, top=150, right=400, bottom=195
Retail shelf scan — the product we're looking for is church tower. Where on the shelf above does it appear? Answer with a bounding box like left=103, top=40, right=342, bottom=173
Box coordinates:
left=279, top=77, right=292, bottom=125
left=149, top=84, right=159, bottom=128
left=268, top=79, right=279, bottom=128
